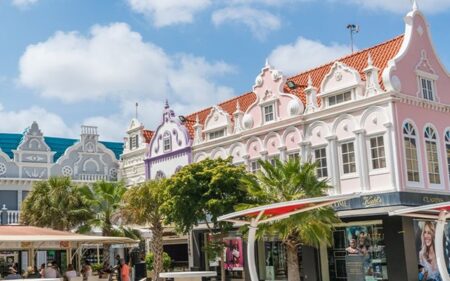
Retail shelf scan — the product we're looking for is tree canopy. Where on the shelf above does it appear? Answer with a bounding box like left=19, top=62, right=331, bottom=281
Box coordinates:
left=162, top=157, right=253, bottom=234
left=20, top=176, right=92, bottom=231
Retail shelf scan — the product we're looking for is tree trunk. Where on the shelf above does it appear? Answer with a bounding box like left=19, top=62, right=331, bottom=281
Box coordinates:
left=151, top=221, right=164, bottom=281
left=220, top=250, right=225, bottom=281
left=286, top=244, right=300, bottom=281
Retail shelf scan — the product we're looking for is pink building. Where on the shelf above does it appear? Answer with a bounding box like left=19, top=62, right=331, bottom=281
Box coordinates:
left=120, top=4, right=449, bottom=281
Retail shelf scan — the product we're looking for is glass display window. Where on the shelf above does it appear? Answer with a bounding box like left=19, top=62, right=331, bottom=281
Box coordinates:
left=328, top=222, right=387, bottom=281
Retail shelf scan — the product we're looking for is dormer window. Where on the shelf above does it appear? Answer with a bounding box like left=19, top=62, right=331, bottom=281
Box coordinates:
left=163, top=132, right=171, bottom=152
left=420, top=77, right=435, bottom=101
left=208, top=129, right=225, bottom=140
left=328, top=91, right=351, bottom=106
left=264, top=104, right=274, bottom=123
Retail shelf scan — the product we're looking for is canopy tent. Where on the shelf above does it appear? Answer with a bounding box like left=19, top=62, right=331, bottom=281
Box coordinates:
left=218, top=193, right=360, bottom=281
left=0, top=225, right=138, bottom=269
left=389, top=202, right=450, bottom=281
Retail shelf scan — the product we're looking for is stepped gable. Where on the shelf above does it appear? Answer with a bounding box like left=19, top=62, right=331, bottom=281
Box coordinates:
left=183, top=35, right=404, bottom=138
left=143, top=130, right=154, bottom=143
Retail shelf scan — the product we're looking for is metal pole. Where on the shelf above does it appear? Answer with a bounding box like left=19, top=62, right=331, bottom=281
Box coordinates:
left=247, top=222, right=258, bottom=281
left=435, top=212, right=450, bottom=281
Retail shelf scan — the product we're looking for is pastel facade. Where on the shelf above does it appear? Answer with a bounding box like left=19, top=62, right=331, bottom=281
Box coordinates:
left=118, top=5, right=450, bottom=281
left=0, top=122, right=122, bottom=224
left=144, top=101, right=192, bottom=180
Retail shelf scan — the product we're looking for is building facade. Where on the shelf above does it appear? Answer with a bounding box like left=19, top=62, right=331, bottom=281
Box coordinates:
left=0, top=122, right=122, bottom=224
left=117, top=4, right=450, bottom=281
left=185, top=6, right=450, bottom=281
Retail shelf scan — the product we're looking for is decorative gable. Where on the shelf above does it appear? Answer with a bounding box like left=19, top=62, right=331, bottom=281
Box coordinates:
left=320, top=62, right=363, bottom=97
left=17, top=121, right=51, bottom=152
left=203, top=106, right=232, bottom=139
left=243, top=62, right=303, bottom=130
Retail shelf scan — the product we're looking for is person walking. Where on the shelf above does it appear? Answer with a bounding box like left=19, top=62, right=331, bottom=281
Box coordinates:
left=120, top=259, right=130, bottom=281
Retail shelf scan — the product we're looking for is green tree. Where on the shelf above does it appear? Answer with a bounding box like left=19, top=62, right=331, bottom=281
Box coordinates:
left=78, top=180, right=127, bottom=262
left=122, top=180, right=165, bottom=281
left=21, top=176, right=92, bottom=231
left=243, top=159, right=340, bottom=281
left=163, top=157, right=253, bottom=281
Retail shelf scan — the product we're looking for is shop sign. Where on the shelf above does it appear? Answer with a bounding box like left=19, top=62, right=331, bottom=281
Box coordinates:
left=361, top=195, right=383, bottom=208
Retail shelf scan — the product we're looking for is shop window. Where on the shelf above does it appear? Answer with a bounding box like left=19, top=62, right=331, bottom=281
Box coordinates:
left=403, top=122, right=420, bottom=183
left=341, top=142, right=356, bottom=174
left=370, top=136, right=386, bottom=170
left=446, top=130, right=450, bottom=180
left=314, top=147, right=328, bottom=178
left=328, top=223, right=387, bottom=281
left=424, top=126, right=441, bottom=184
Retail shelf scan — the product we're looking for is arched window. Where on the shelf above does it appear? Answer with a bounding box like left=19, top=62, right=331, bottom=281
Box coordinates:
left=155, top=171, right=166, bottom=180
left=445, top=130, right=450, bottom=181
left=424, top=126, right=441, bottom=184
left=403, top=122, right=420, bottom=183
left=163, top=131, right=171, bottom=152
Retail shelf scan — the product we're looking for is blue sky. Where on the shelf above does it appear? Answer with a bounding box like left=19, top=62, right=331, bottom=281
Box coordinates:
left=0, top=0, right=449, bottom=141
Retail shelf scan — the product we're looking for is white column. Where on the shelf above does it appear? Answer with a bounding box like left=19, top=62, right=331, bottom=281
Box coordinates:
left=299, top=141, right=311, bottom=163
left=354, top=129, right=370, bottom=191
left=384, top=122, right=397, bottom=190
left=17, top=190, right=23, bottom=210
left=326, top=136, right=340, bottom=194
left=436, top=212, right=450, bottom=281
left=260, top=151, right=268, bottom=161
left=279, top=146, right=287, bottom=162
left=247, top=223, right=259, bottom=281
left=243, top=155, right=250, bottom=172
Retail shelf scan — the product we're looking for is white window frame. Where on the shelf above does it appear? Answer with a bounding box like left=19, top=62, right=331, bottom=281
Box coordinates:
left=263, top=104, right=275, bottom=123
left=367, top=134, right=388, bottom=173
left=249, top=159, right=260, bottom=174
left=259, top=100, right=278, bottom=125
left=313, top=146, right=328, bottom=179
left=287, top=151, right=300, bottom=162
left=327, top=91, right=352, bottom=107
left=402, top=121, right=423, bottom=188
left=268, top=155, right=280, bottom=166
left=163, top=132, right=171, bottom=152
left=208, top=129, right=225, bottom=141
left=338, top=140, right=358, bottom=178
left=445, top=129, right=450, bottom=182
left=416, top=70, right=438, bottom=102
left=424, top=125, right=443, bottom=187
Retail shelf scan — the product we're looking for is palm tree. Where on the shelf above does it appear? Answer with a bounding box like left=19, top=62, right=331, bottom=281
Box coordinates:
left=242, top=158, right=340, bottom=281
left=78, top=180, right=127, bottom=263
left=121, top=180, right=165, bottom=281
left=21, top=176, right=92, bottom=231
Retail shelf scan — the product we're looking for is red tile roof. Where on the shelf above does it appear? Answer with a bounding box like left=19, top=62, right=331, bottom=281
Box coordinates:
left=153, top=35, right=404, bottom=139
left=143, top=130, right=154, bottom=143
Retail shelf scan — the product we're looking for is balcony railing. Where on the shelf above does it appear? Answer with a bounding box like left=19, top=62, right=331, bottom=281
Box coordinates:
left=0, top=208, right=20, bottom=225
left=79, top=174, right=108, bottom=181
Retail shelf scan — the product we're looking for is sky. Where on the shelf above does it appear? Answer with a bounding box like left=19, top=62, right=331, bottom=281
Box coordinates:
left=0, top=0, right=449, bottom=141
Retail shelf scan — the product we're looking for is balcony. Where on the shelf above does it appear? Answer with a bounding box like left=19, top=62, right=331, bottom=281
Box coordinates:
left=0, top=206, right=20, bottom=225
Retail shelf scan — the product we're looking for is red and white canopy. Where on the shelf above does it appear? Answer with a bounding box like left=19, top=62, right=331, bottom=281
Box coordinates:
left=218, top=193, right=360, bottom=225
left=389, top=201, right=450, bottom=220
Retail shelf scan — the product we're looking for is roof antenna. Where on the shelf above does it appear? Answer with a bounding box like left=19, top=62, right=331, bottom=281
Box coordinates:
left=135, top=102, right=139, bottom=120
left=346, top=24, right=359, bottom=53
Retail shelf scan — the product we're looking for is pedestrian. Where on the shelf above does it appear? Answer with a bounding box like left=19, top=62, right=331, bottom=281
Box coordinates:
left=5, top=267, right=22, bottom=280
left=65, top=264, right=78, bottom=281
left=115, top=255, right=122, bottom=281
left=120, top=259, right=130, bottom=281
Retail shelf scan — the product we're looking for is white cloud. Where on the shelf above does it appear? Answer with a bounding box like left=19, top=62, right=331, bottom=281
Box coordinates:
left=126, top=0, right=211, bottom=27
left=17, top=22, right=237, bottom=140
left=11, top=0, right=38, bottom=8
left=0, top=104, right=76, bottom=137
left=18, top=22, right=235, bottom=105
left=212, top=6, right=281, bottom=40
left=268, top=37, right=350, bottom=75
left=341, top=0, right=450, bottom=14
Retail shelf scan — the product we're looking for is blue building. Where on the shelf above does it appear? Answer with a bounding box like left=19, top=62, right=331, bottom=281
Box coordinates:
left=0, top=121, right=123, bottom=224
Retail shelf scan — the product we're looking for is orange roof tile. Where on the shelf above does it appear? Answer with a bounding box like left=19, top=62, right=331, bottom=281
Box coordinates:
left=143, top=130, right=154, bottom=143
left=181, top=35, right=404, bottom=139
